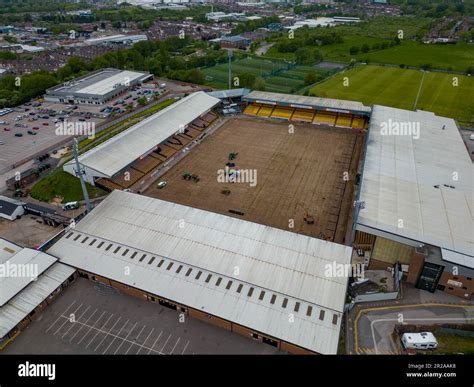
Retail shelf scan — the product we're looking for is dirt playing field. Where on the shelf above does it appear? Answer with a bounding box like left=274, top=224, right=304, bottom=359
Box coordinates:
left=144, top=116, right=364, bottom=243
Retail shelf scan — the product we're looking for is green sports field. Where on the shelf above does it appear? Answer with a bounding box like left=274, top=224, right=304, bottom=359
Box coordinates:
left=310, top=65, right=474, bottom=126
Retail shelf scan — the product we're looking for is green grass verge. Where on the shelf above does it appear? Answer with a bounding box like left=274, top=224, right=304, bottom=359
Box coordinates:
left=310, top=65, right=474, bottom=125
left=432, top=332, right=474, bottom=355
left=30, top=169, right=106, bottom=203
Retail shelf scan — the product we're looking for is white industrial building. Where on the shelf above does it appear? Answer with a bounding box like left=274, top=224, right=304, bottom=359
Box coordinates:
left=0, top=239, right=76, bottom=339
left=0, top=196, right=25, bottom=221
left=47, top=190, right=352, bottom=354
left=45, top=68, right=151, bottom=105
left=63, top=91, right=221, bottom=184
left=354, top=105, right=474, bottom=298
left=84, top=34, right=148, bottom=46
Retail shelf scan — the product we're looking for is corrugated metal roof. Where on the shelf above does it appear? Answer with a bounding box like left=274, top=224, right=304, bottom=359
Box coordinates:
left=47, top=191, right=352, bottom=354
left=0, top=263, right=75, bottom=338
left=357, top=105, right=474, bottom=262
left=0, top=239, right=58, bottom=307
left=243, top=90, right=372, bottom=114
left=76, top=70, right=145, bottom=96
left=66, top=92, right=221, bottom=178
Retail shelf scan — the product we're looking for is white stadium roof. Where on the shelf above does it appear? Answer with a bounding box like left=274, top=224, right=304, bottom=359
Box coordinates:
left=47, top=191, right=352, bottom=354
left=357, top=105, right=474, bottom=267
left=244, top=90, right=372, bottom=114
left=75, top=70, right=145, bottom=96
left=66, top=92, right=220, bottom=178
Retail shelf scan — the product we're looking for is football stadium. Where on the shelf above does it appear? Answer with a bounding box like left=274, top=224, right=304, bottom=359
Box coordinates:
left=31, top=86, right=472, bottom=354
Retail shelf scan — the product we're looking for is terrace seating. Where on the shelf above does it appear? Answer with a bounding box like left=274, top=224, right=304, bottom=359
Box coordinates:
left=271, top=107, right=295, bottom=120
left=95, top=178, right=124, bottom=192
left=243, top=103, right=262, bottom=116
left=352, top=117, right=367, bottom=130
left=313, top=112, right=337, bottom=126
left=156, top=144, right=178, bottom=158
left=256, top=105, right=275, bottom=117
left=335, top=114, right=353, bottom=128
left=201, top=111, right=217, bottom=124
left=109, top=167, right=145, bottom=189
left=292, top=109, right=315, bottom=122
left=131, top=155, right=163, bottom=174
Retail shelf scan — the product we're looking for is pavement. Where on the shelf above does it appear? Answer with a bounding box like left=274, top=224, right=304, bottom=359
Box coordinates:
left=2, top=278, right=281, bottom=355
left=345, top=283, right=474, bottom=355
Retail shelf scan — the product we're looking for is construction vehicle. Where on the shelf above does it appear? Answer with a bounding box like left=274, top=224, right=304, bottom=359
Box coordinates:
left=298, top=203, right=315, bottom=225
left=191, top=174, right=200, bottom=182
left=182, top=171, right=192, bottom=181
left=228, top=152, right=238, bottom=161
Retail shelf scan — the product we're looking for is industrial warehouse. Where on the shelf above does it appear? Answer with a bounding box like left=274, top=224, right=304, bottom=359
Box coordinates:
left=0, top=239, right=76, bottom=342
left=45, top=68, right=152, bottom=105
left=46, top=190, right=352, bottom=355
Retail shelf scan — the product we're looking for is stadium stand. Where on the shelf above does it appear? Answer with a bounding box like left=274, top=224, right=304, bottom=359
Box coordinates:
left=335, top=113, right=353, bottom=128
left=270, top=106, right=295, bottom=120
left=256, top=105, right=275, bottom=117
left=243, top=103, right=261, bottom=116
left=292, top=109, right=315, bottom=122
left=314, top=112, right=337, bottom=126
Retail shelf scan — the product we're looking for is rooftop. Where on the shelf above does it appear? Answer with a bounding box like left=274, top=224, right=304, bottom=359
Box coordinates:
left=243, top=90, right=372, bottom=114
left=47, top=190, right=352, bottom=354
left=65, top=91, right=220, bottom=178
left=357, top=105, right=474, bottom=267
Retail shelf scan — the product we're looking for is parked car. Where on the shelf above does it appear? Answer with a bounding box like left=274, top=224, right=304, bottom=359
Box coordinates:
left=42, top=122, right=49, bottom=126
left=27, top=130, right=37, bottom=135
left=157, top=181, right=167, bottom=189
left=4, top=127, right=10, bottom=131
left=14, top=133, right=23, bottom=137
left=32, top=126, right=39, bottom=130
left=62, top=201, right=80, bottom=211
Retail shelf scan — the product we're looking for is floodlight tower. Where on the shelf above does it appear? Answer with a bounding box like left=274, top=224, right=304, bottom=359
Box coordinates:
left=72, top=138, right=92, bottom=213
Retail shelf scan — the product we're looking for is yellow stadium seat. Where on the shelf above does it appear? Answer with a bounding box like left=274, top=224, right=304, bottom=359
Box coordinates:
left=291, top=109, right=315, bottom=122
left=257, top=105, right=275, bottom=117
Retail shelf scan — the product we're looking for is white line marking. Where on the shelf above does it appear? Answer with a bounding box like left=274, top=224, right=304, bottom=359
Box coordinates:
left=69, top=308, right=98, bottom=342
left=62, top=305, right=91, bottom=339
left=45, top=300, right=76, bottom=333
left=181, top=340, right=190, bottom=355
left=113, top=322, right=137, bottom=355
left=85, top=313, right=114, bottom=349
left=137, top=328, right=154, bottom=355
left=77, top=310, right=106, bottom=345
left=125, top=325, right=146, bottom=355
left=102, top=319, right=130, bottom=354
left=53, top=303, right=83, bottom=336
left=169, top=337, right=181, bottom=355
left=148, top=331, right=163, bottom=355
left=160, top=334, right=172, bottom=353
left=93, top=316, right=122, bottom=352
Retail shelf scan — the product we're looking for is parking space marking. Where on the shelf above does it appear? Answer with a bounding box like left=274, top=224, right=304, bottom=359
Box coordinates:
left=113, top=322, right=137, bottom=355
left=137, top=328, right=154, bottom=355
left=124, top=325, right=146, bottom=355
left=181, top=340, right=190, bottom=355
left=102, top=319, right=130, bottom=354
left=148, top=331, right=163, bottom=355
left=169, top=337, right=181, bottom=355
left=76, top=310, right=106, bottom=345
left=69, top=308, right=98, bottom=342
left=93, top=316, right=122, bottom=352
left=160, top=334, right=172, bottom=353
left=61, top=305, right=91, bottom=339
left=85, top=313, right=114, bottom=349
left=45, top=300, right=76, bottom=333
left=53, top=303, right=83, bottom=336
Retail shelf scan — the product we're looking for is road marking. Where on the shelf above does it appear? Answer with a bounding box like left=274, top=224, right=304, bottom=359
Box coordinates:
left=181, top=340, right=190, bottom=355
left=370, top=316, right=473, bottom=354
left=53, top=303, right=83, bottom=336
left=160, top=334, right=172, bottom=353
left=169, top=337, right=181, bottom=355
left=62, top=305, right=91, bottom=339
left=353, top=303, right=474, bottom=354
left=101, top=318, right=129, bottom=354
left=93, top=316, right=122, bottom=352
left=137, top=328, right=154, bottom=355
left=113, top=322, right=137, bottom=355
left=69, top=308, right=98, bottom=342
left=77, top=310, right=106, bottom=345
left=45, top=300, right=76, bottom=333
left=124, top=325, right=146, bottom=355
left=85, top=313, right=114, bottom=349
left=148, top=331, right=163, bottom=355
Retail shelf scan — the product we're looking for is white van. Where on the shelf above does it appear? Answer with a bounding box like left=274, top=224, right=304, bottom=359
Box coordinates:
left=402, top=332, right=438, bottom=350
